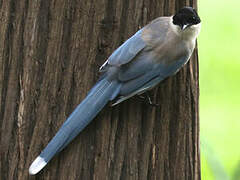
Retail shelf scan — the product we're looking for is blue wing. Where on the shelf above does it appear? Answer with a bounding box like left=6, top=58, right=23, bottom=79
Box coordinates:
left=111, top=55, right=190, bottom=105
left=100, top=29, right=146, bottom=71
left=99, top=17, right=170, bottom=72
left=111, top=75, right=164, bottom=106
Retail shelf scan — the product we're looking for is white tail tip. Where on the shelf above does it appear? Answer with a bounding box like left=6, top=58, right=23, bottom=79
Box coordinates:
left=29, top=156, right=47, bottom=175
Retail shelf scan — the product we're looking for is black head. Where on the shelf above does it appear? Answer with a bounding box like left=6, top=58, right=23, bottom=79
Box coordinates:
left=173, top=7, right=201, bottom=30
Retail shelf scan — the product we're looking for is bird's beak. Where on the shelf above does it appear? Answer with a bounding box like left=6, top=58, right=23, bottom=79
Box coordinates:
left=182, top=24, right=190, bottom=30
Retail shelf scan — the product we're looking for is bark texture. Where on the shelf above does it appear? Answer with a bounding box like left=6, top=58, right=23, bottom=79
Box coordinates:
left=0, top=0, right=200, bottom=179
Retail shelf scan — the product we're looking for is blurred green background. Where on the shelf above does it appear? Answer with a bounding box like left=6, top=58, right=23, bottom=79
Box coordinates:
left=198, top=0, right=240, bottom=179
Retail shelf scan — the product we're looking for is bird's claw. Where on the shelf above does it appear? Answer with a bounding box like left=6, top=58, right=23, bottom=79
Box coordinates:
left=137, top=92, right=159, bottom=107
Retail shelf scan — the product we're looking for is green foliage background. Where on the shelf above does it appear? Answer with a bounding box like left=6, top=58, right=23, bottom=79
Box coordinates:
left=198, top=0, right=240, bottom=179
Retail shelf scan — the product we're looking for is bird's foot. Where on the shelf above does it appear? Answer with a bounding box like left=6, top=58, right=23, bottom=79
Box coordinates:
left=137, top=92, right=159, bottom=107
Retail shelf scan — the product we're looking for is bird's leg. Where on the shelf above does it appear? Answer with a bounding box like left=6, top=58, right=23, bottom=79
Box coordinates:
left=145, top=92, right=159, bottom=107
left=137, top=92, right=159, bottom=107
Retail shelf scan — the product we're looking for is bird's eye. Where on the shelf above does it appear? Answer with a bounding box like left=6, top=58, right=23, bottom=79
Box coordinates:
left=192, top=16, right=196, bottom=20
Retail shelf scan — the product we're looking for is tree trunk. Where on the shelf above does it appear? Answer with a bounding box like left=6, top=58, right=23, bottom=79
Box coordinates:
left=0, top=0, right=200, bottom=179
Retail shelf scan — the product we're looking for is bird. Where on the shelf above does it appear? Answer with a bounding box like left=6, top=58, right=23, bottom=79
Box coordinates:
left=29, top=6, right=201, bottom=175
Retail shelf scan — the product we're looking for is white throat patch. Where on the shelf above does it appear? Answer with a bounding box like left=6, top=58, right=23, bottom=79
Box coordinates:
left=170, top=16, right=201, bottom=41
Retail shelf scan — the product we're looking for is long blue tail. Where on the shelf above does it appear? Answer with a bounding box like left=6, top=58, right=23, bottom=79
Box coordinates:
left=29, top=78, right=121, bottom=175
